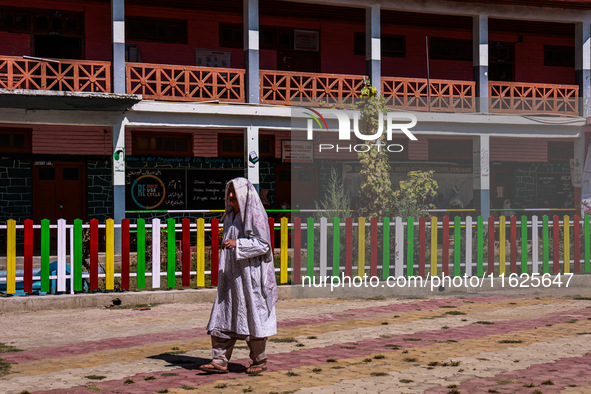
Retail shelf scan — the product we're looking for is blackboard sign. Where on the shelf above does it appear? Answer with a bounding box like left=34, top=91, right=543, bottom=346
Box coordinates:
left=126, top=168, right=242, bottom=211
left=536, top=172, right=572, bottom=207
left=187, top=169, right=242, bottom=209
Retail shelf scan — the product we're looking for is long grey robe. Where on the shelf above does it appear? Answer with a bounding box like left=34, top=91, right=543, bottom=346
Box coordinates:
left=206, top=211, right=277, bottom=340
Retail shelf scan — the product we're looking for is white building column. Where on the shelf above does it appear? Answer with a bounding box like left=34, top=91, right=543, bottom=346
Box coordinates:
left=111, top=0, right=126, bottom=94
left=574, top=134, right=584, bottom=211
left=113, top=116, right=127, bottom=253
left=245, top=126, right=260, bottom=191
left=576, top=21, right=591, bottom=116
left=473, top=135, right=490, bottom=218
left=244, top=0, right=259, bottom=103
left=473, top=15, right=488, bottom=113
left=366, top=5, right=381, bottom=94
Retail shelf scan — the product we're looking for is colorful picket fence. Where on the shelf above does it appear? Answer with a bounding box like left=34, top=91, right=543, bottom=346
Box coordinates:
left=1, top=215, right=590, bottom=295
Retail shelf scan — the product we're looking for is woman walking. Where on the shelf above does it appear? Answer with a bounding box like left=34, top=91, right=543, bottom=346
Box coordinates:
left=199, top=177, right=278, bottom=375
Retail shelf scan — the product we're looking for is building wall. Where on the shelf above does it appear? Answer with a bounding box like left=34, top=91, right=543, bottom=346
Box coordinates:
left=0, top=0, right=575, bottom=84
left=0, top=157, right=32, bottom=222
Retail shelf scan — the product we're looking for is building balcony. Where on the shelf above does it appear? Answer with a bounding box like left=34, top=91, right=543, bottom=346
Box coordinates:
left=0, top=55, right=581, bottom=116
left=0, top=55, right=111, bottom=93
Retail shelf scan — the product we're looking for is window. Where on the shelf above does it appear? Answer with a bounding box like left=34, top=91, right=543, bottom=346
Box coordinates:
left=429, top=139, right=472, bottom=161
left=0, top=8, right=30, bottom=33
left=548, top=141, right=573, bottom=162
left=219, top=23, right=242, bottom=48
left=133, top=132, right=192, bottom=156
left=218, top=134, right=275, bottom=158
left=127, top=17, right=187, bottom=44
left=32, top=10, right=83, bottom=36
left=429, top=37, right=472, bottom=61
left=544, top=45, right=574, bottom=67
left=354, top=33, right=405, bottom=57
left=0, top=129, right=31, bottom=153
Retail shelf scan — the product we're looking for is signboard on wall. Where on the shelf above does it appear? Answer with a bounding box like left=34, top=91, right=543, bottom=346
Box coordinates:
left=282, top=140, right=313, bottom=163
left=195, top=49, right=232, bottom=68
left=536, top=172, right=572, bottom=207
left=294, top=30, right=319, bottom=51
left=126, top=168, right=242, bottom=211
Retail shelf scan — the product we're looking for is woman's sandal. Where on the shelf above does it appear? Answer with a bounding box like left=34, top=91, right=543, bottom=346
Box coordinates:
left=199, top=362, right=229, bottom=374
left=246, top=363, right=267, bottom=375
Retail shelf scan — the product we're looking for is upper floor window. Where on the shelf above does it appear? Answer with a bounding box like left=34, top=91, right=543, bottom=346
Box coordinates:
left=127, top=17, right=187, bottom=44
left=544, top=45, right=574, bottom=67
left=429, top=37, right=472, bottom=61
left=0, top=128, right=32, bottom=153
left=133, top=131, right=192, bottom=156
left=0, top=8, right=29, bottom=33
left=354, top=33, right=406, bottom=57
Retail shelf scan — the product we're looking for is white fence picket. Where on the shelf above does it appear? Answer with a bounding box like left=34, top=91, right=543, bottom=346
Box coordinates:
left=57, top=219, right=67, bottom=292
left=152, top=219, right=161, bottom=288
left=465, top=216, right=473, bottom=277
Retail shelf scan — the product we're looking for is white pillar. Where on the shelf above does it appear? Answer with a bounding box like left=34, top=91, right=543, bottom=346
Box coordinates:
left=113, top=116, right=127, bottom=253
left=473, top=135, right=490, bottom=218
left=244, top=0, right=259, bottom=103
left=366, top=5, right=381, bottom=94
left=245, top=126, right=259, bottom=191
left=473, top=15, right=488, bottom=112
left=111, top=0, right=126, bottom=94
left=576, top=22, right=591, bottom=116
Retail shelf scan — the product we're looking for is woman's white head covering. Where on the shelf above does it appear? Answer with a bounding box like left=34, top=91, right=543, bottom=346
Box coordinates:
left=224, top=177, right=278, bottom=311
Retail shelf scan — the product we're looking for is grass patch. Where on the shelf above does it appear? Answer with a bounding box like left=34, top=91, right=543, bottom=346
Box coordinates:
left=428, top=361, right=439, bottom=366
left=180, top=385, right=198, bottom=390
left=242, top=387, right=253, bottom=393
left=157, top=390, right=168, bottom=394
left=439, top=305, right=457, bottom=308
left=496, top=379, right=516, bottom=385
left=400, top=379, right=414, bottom=383
left=487, top=390, right=499, bottom=393
left=384, top=344, right=399, bottom=349
left=295, top=343, right=305, bottom=347
left=0, top=343, right=23, bottom=353
left=402, top=350, right=409, bottom=354
left=144, top=376, right=156, bottom=381
left=214, top=383, right=227, bottom=388
left=270, top=337, right=296, bottom=343
left=441, top=326, right=449, bottom=329
left=531, top=390, right=543, bottom=394
left=373, top=354, right=385, bottom=359
left=371, top=372, right=388, bottom=377
left=475, top=321, right=495, bottom=325
left=380, top=335, right=392, bottom=339
left=123, top=379, right=135, bottom=384
left=498, top=339, right=523, bottom=344
left=450, top=360, right=461, bottom=366
left=523, top=383, right=535, bottom=387
left=363, top=358, right=372, bottom=363
left=83, top=385, right=103, bottom=392
left=307, top=336, right=317, bottom=339
left=445, top=311, right=467, bottom=316
left=403, top=338, right=422, bottom=342
left=381, top=322, right=389, bottom=325
left=312, top=368, right=322, bottom=373
left=402, top=357, right=417, bottom=362
left=332, top=366, right=344, bottom=369
left=0, top=359, right=12, bottom=378
left=326, top=358, right=337, bottom=363
left=286, top=370, right=299, bottom=377
left=85, top=375, right=107, bottom=380
left=577, top=332, right=591, bottom=335
left=161, top=372, right=178, bottom=376
left=541, top=380, right=554, bottom=385
left=342, top=346, right=356, bottom=349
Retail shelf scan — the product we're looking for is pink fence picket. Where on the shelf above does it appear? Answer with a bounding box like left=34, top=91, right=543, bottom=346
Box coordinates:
left=182, top=218, right=191, bottom=287
left=211, top=218, right=219, bottom=286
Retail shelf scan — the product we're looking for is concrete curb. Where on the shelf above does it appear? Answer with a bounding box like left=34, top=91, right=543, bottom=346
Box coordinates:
left=1, top=274, right=590, bottom=313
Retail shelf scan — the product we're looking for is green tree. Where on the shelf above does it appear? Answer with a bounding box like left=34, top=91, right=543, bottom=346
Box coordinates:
left=356, top=79, right=394, bottom=219
left=392, top=170, right=439, bottom=218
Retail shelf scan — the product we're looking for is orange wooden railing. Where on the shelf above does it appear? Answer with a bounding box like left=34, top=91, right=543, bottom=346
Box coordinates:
left=126, top=62, right=245, bottom=102
left=260, top=70, right=366, bottom=106
left=0, top=55, right=111, bottom=93
left=381, top=77, right=476, bottom=112
left=489, top=81, right=579, bottom=115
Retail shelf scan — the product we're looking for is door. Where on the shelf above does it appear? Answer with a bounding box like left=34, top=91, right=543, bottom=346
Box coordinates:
left=33, top=161, right=86, bottom=223
left=489, top=42, right=515, bottom=82
left=491, top=167, right=513, bottom=210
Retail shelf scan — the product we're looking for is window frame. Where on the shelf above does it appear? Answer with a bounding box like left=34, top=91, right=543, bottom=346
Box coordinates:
left=132, top=131, right=193, bottom=157
left=0, top=128, right=32, bottom=154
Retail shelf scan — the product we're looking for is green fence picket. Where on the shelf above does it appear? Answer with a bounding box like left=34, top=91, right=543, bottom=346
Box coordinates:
left=74, top=219, right=83, bottom=291
left=477, top=216, right=484, bottom=277
left=543, top=216, right=549, bottom=274
left=307, top=217, right=314, bottom=278
left=167, top=218, right=176, bottom=287
left=40, top=219, right=50, bottom=292
left=407, top=217, right=414, bottom=277
left=454, top=216, right=461, bottom=277
left=383, top=217, right=390, bottom=279
left=137, top=219, right=146, bottom=289
left=333, top=217, right=340, bottom=278
left=521, top=215, right=528, bottom=274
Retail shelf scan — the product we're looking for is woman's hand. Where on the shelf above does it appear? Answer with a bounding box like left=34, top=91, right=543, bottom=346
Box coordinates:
left=223, top=239, right=237, bottom=249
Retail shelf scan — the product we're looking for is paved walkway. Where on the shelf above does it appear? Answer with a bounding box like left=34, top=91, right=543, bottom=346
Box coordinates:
left=2, top=292, right=591, bottom=393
